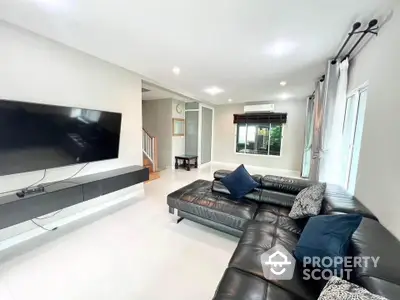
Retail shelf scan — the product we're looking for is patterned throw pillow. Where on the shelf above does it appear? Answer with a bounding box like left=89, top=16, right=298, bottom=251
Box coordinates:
left=289, top=183, right=326, bottom=219
left=318, top=276, right=388, bottom=300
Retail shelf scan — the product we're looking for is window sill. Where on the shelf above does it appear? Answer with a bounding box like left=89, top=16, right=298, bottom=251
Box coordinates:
left=235, top=152, right=282, bottom=158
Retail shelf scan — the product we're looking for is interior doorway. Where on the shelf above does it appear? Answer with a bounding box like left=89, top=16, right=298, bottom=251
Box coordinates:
left=201, top=106, right=213, bottom=164
left=185, top=103, right=214, bottom=165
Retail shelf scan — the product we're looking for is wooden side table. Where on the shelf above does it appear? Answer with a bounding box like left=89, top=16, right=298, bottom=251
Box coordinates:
left=174, top=155, right=198, bottom=171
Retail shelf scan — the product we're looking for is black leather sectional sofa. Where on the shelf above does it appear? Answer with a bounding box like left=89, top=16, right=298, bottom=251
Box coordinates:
left=167, top=170, right=400, bottom=300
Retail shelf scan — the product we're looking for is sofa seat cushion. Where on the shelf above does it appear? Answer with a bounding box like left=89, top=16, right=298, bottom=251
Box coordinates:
left=356, top=277, right=400, bottom=300
left=350, top=217, right=400, bottom=299
left=254, top=204, right=307, bottom=235
left=213, top=267, right=305, bottom=300
left=228, top=221, right=320, bottom=300
left=167, top=179, right=259, bottom=231
left=255, top=204, right=291, bottom=216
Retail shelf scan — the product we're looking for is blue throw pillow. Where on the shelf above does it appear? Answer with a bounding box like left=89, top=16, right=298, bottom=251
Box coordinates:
left=220, top=164, right=259, bottom=199
left=293, top=214, right=363, bottom=272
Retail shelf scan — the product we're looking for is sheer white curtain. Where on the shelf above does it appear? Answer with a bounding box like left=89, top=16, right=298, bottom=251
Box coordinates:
left=319, top=58, right=349, bottom=185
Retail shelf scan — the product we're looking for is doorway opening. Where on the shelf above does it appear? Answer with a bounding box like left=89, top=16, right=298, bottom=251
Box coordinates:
left=185, top=103, right=214, bottom=166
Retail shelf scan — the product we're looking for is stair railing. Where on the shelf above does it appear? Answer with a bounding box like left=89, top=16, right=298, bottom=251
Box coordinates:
left=142, top=129, right=158, bottom=172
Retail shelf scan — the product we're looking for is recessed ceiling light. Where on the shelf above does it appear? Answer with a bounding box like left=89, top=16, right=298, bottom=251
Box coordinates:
left=172, top=66, right=180, bottom=75
left=34, top=0, right=71, bottom=11
left=280, top=81, right=287, bottom=86
left=279, top=93, right=293, bottom=100
left=228, top=99, right=232, bottom=102
left=265, top=40, right=298, bottom=57
left=204, top=86, right=224, bottom=96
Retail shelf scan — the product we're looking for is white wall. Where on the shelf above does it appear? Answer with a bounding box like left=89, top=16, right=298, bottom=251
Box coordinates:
left=347, top=6, right=400, bottom=239
left=0, top=22, right=143, bottom=241
left=213, top=100, right=307, bottom=173
left=142, top=99, right=172, bottom=169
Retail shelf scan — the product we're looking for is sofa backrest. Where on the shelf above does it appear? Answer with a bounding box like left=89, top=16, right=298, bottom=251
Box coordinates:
left=213, top=169, right=263, bottom=183
left=349, top=217, right=400, bottom=299
left=260, top=175, right=312, bottom=195
left=212, top=179, right=296, bottom=208
left=213, top=170, right=311, bottom=195
left=211, top=180, right=261, bottom=202
left=321, top=184, right=378, bottom=221
left=213, top=171, right=297, bottom=207
left=213, top=169, right=377, bottom=220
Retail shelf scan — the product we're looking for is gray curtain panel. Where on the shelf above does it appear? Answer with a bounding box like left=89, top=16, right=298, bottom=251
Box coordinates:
left=309, top=78, right=325, bottom=181
left=309, top=60, right=344, bottom=182
left=301, top=96, right=315, bottom=178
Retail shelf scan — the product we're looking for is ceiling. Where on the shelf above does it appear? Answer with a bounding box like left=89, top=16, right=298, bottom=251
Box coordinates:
left=0, top=0, right=395, bottom=105
left=142, top=84, right=190, bottom=102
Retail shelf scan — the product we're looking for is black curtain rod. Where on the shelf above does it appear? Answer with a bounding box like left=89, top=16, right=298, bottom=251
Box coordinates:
left=310, top=20, right=378, bottom=100
left=332, top=22, right=361, bottom=65
left=341, top=19, right=379, bottom=62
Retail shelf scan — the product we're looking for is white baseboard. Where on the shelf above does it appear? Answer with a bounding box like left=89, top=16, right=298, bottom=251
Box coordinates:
left=198, top=162, right=212, bottom=168
left=0, top=184, right=144, bottom=252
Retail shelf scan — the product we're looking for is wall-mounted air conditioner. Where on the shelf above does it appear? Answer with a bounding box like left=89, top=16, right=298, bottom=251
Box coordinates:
left=244, top=104, right=275, bottom=113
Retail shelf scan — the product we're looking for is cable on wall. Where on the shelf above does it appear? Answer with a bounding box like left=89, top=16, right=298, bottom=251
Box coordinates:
left=0, top=162, right=88, bottom=197
left=30, top=219, right=58, bottom=232
left=42, top=163, right=90, bottom=189
left=0, top=169, right=47, bottom=196
left=31, top=183, right=86, bottom=231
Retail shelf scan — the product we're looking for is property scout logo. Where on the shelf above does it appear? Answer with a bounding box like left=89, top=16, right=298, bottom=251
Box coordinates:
left=260, top=245, right=380, bottom=281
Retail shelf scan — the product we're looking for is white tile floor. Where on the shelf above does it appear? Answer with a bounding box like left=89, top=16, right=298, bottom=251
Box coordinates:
left=0, top=163, right=299, bottom=300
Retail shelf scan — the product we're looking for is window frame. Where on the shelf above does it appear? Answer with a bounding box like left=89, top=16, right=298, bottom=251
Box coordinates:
left=234, top=123, right=284, bottom=157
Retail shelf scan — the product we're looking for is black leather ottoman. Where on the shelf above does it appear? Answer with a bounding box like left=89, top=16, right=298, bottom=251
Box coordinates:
left=167, top=179, right=258, bottom=236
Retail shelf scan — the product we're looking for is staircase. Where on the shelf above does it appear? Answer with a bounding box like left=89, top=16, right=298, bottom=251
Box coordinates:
left=143, top=129, right=160, bottom=182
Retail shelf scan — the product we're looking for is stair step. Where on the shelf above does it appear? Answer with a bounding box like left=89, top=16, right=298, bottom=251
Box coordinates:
left=145, top=171, right=160, bottom=183
left=144, top=165, right=153, bottom=173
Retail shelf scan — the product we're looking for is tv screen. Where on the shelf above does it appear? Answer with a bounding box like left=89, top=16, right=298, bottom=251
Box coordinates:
left=0, top=99, right=122, bottom=176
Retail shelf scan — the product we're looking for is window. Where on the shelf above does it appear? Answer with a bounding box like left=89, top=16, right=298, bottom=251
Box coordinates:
left=236, top=123, right=283, bottom=156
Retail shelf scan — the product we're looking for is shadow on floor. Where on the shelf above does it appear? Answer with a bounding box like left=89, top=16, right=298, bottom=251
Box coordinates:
left=0, top=197, right=143, bottom=266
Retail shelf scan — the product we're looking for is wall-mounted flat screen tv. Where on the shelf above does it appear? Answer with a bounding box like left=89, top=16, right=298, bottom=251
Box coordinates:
left=0, top=99, right=122, bottom=176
